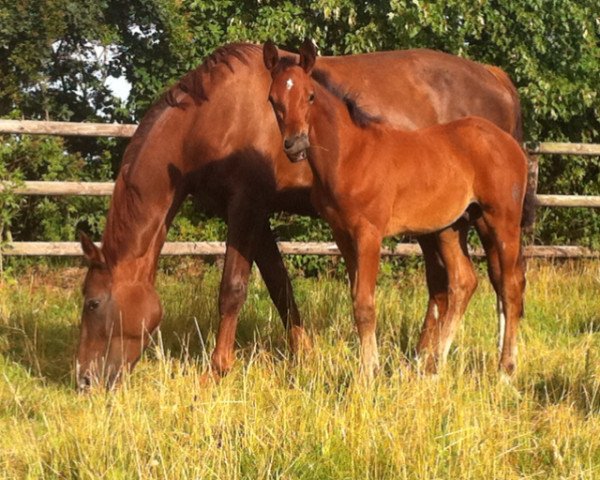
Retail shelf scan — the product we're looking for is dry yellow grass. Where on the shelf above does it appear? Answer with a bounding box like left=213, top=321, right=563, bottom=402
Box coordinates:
left=1, top=260, right=599, bottom=478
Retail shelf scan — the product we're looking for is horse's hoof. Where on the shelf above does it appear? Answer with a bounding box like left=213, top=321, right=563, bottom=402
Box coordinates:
left=290, top=326, right=313, bottom=355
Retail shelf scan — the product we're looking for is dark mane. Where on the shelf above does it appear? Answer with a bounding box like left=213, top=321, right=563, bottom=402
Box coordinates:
left=104, top=44, right=261, bottom=260
left=121, top=43, right=260, bottom=169
left=311, top=69, right=381, bottom=128
left=166, top=43, right=261, bottom=107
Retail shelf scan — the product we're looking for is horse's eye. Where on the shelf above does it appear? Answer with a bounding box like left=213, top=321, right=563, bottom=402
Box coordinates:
left=86, top=299, right=101, bottom=311
left=308, top=92, right=315, bottom=103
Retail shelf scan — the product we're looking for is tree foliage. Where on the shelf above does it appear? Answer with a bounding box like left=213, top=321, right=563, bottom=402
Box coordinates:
left=0, top=0, right=598, bottom=254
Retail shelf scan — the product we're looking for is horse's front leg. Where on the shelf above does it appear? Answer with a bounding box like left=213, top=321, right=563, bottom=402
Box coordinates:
left=210, top=202, right=265, bottom=377
left=347, top=223, right=382, bottom=381
left=254, top=223, right=311, bottom=355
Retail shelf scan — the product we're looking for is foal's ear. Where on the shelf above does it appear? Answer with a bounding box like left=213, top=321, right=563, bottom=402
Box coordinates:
left=79, top=231, right=106, bottom=266
left=263, top=40, right=279, bottom=71
left=299, top=39, right=317, bottom=74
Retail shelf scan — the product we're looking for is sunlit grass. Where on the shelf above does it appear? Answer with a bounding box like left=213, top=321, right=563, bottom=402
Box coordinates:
left=1, top=260, right=599, bottom=478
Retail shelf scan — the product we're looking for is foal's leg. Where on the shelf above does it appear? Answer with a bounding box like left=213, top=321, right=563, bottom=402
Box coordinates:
left=347, top=224, right=382, bottom=381
left=435, top=222, right=478, bottom=364
left=481, top=214, right=526, bottom=376
left=418, top=222, right=478, bottom=373
left=211, top=204, right=264, bottom=376
left=254, top=224, right=311, bottom=354
left=474, top=219, right=506, bottom=356
left=416, top=234, right=449, bottom=363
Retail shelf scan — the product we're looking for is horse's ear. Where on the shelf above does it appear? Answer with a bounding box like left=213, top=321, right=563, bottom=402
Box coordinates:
left=79, top=231, right=105, bottom=265
left=263, top=40, right=279, bottom=71
left=299, top=39, right=317, bottom=74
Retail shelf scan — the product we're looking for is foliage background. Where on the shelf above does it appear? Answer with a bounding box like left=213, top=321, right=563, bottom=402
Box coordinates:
left=1, top=0, right=599, bottom=265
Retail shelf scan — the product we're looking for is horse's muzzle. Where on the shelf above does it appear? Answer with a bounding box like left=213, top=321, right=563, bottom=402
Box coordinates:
left=283, top=133, right=310, bottom=162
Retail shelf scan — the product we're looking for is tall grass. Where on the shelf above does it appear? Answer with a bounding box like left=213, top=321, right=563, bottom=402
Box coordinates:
left=1, top=260, right=599, bottom=479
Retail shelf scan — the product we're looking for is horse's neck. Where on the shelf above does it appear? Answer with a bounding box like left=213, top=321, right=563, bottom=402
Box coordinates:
left=101, top=114, right=187, bottom=283
left=309, top=84, right=372, bottom=174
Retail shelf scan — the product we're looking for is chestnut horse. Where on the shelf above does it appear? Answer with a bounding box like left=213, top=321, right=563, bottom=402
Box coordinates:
left=265, top=40, right=531, bottom=379
left=76, top=42, right=529, bottom=390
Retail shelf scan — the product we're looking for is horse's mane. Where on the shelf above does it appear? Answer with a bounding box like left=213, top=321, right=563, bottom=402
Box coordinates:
left=121, top=43, right=260, bottom=170
left=165, top=43, right=261, bottom=107
left=311, top=68, right=381, bottom=128
left=103, top=43, right=261, bottom=261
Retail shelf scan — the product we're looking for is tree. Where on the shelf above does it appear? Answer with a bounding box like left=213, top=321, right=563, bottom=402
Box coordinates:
left=1, top=0, right=598, bottom=254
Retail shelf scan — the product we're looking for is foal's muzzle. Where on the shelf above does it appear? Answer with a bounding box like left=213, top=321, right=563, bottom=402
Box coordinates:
left=283, top=133, right=310, bottom=162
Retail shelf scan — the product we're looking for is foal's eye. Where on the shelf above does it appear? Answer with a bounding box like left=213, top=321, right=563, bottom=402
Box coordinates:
left=86, top=299, right=101, bottom=311
left=308, top=92, right=315, bottom=103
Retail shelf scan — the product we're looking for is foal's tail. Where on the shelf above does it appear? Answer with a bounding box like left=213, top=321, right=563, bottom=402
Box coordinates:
left=485, top=64, right=537, bottom=230
left=521, top=177, right=537, bottom=230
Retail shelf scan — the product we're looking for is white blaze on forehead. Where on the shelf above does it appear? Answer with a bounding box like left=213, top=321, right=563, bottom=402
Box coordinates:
left=286, top=78, right=294, bottom=90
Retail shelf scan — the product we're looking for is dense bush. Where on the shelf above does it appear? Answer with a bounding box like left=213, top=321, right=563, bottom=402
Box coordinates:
left=1, top=0, right=598, bottom=264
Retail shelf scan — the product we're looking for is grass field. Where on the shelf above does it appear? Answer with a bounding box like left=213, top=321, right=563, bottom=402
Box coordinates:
left=1, top=259, right=599, bottom=479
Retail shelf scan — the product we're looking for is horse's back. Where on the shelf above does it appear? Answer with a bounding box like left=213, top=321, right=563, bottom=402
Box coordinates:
left=421, top=117, right=528, bottom=203
left=317, top=49, right=520, bottom=136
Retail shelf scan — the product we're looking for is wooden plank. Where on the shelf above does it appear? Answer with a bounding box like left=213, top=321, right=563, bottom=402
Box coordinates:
left=536, top=194, right=600, bottom=207
left=526, top=142, right=600, bottom=156
left=0, top=119, right=136, bottom=137
left=0, top=181, right=115, bottom=196
left=1, top=241, right=597, bottom=258
left=0, top=120, right=599, bottom=155
left=3, top=182, right=600, bottom=208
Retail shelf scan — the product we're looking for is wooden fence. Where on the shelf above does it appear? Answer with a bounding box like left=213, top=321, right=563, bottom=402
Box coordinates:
left=1, top=119, right=599, bottom=258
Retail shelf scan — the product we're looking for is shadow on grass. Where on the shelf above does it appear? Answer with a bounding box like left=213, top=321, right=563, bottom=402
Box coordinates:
left=0, top=317, right=78, bottom=386
left=533, top=372, right=600, bottom=416
left=576, top=316, right=600, bottom=334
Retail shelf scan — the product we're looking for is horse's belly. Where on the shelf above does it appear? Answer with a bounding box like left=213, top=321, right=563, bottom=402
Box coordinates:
left=385, top=195, right=473, bottom=236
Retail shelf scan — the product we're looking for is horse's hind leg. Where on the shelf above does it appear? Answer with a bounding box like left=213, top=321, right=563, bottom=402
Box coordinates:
left=416, top=234, right=449, bottom=371
left=254, top=223, right=311, bottom=354
left=432, top=220, right=478, bottom=369
left=481, top=213, right=526, bottom=376
left=474, top=218, right=507, bottom=356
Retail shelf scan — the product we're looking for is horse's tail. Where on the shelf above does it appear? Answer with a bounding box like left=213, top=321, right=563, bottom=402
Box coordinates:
left=484, top=64, right=536, bottom=230
left=484, top=65, right=523, bottom=142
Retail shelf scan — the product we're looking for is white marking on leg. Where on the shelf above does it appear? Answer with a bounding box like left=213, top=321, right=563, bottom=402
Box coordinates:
left=360, top=331, right=379, bottom=380
left=433, top=303, right=439, bottom=320
left=286, top=78, right=294, bottom=90
left=497, top=297, right=506, bottom=355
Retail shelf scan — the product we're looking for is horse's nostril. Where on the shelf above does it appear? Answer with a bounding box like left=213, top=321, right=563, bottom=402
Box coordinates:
left=284, top=138, right=294, bottom=149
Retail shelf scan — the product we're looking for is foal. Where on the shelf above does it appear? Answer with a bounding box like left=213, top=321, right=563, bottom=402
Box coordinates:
left=264, top=40, right=529, bottom=379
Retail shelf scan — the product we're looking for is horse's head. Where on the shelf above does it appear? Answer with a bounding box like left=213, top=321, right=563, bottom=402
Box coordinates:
left=76, top=233, right=162, bottom=392
left=263, top=39, right=317, bottom=163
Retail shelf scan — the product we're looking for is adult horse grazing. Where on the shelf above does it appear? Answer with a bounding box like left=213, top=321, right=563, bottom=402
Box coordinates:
left=76, top=42, right=529, bottom=390
left=264, top=40, right=531, bottom=380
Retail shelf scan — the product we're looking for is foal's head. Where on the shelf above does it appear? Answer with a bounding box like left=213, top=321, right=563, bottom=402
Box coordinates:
left=263, top=39, right=318, bottom=162
left=76, top=233, right=162, bottom=391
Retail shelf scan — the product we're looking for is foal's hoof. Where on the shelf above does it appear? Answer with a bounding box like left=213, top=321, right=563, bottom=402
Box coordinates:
left=415, top=352, right=440, bottom=376
left=199, top=369, right=222, bottom=388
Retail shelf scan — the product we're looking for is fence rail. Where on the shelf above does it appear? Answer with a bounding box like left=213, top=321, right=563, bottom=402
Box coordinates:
left=2, top=119, right=600, bottom=155
left=1, top=181, right=599, bottom=208
left=1, top=120, right=598, bottom=259
left=2, top=241, right=597, bottom=258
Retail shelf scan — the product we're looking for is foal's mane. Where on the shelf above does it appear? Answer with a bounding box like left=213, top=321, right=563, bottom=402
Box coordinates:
left=273, top=56, right=380, bottom=129
left=311, top=68, right=381, bottom=128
